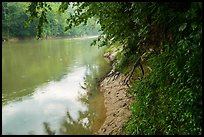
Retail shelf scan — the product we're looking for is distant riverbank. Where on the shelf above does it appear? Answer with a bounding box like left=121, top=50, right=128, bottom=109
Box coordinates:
left=70, top=35, right=99, bottom=40
left=2, top=35, right=99, bottom=43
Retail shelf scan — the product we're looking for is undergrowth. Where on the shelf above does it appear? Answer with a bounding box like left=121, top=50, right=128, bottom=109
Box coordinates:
left=123, top=2, right=202, bottom=135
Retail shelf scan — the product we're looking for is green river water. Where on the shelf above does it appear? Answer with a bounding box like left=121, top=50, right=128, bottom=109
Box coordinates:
left=2, top=37, right=110, bottom=135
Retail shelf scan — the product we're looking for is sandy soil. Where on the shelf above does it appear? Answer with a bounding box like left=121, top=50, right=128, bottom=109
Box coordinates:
left=96, top=71, right=133, bottom=135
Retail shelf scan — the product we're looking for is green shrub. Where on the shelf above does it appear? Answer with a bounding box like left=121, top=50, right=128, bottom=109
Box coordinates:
left=125, top=2, right=202, bottom=135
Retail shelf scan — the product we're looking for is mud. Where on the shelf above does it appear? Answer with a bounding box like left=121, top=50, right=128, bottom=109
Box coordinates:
left=96, top=72, right=133, bottom=135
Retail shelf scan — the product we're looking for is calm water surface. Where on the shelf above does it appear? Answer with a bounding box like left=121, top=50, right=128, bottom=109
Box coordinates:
left=2, top=37, right=110, bottom=135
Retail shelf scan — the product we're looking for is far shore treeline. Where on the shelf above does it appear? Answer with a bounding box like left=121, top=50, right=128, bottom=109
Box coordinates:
left=2, top=2, right=101, bottom=41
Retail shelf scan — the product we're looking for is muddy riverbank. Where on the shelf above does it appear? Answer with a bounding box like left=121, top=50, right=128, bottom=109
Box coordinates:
left=96, top=65, right=133, bottom=135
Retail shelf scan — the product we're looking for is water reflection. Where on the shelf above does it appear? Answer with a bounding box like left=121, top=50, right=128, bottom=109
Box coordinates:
left=2, top=67, right=89, bottom=135
left=2, top=38, right=110, bottom=135
left=58, top=111, right=91, bottom=135
left=82, top=61, right=111, bottom=133
left=2, top=38, right=95, bottom=104
left=43, top=122, right=56, bottom=135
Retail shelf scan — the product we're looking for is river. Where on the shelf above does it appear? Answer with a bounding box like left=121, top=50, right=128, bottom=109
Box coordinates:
left=2, top=37, right=111, bottom=135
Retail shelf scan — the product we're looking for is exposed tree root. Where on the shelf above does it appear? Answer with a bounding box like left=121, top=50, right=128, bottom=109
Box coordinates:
left=102, top=50, right=153, bottom=88
left=101, top=57, right=145, bottom=88
left=123, top=57, right=144, bottom=87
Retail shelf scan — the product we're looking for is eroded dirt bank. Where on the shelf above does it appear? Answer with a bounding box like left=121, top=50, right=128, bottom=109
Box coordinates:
left=96, top=71, right=133, bottom=135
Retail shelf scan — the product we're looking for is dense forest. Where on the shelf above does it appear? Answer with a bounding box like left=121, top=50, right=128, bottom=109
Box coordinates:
left=2, top=2, right=101, bottom=39
left=4, top=2, right=202, bottom=135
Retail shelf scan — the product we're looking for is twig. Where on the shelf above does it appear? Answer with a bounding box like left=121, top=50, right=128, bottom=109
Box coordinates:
left=123, top=57, right=145, bottom=86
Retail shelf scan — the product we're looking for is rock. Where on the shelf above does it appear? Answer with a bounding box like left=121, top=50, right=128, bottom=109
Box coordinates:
left=102, top=128, right=106, bottom=132
left=122, top=103, right=127, bottom=107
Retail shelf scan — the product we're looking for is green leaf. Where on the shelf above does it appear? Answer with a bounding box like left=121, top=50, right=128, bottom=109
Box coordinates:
left=179, top=23, right=187, bottom=32
left=191, top=22, right=197, bottom=30
left=64, top=26, right=70, bottom=31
